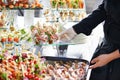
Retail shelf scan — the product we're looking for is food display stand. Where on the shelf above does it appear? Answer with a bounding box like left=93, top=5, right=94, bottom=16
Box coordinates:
left=0, top=0, right=94, bottom=80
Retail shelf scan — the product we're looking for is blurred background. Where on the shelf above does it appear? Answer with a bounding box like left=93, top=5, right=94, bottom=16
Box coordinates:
left=41, top=0, right=103, bottom=13
left=18, top=0, right=103, bottom=17
left=85, top=0, right=103, bottom=13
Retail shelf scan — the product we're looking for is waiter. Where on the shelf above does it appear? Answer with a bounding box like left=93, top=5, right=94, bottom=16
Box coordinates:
left=59, top=0, right=120, bottom=80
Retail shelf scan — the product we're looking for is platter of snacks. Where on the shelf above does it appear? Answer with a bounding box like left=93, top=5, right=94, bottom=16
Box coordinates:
left=50, top=0, right=85, bottom=9
left=0, top=24, right=33, bottom=52
left=0, top=0, right=43, bottom=10
left=30, top=22, right=87, bottom=46
left=43, top=8, right=86, bottom=22
left=42, top=56, right=89, bottom=80
left=0, top=52, right=47, bottom=80
left=0, top=50, right=89, bottom=80
left=58, top=9, right=86, bottom=22
left=30, top=23, right=59, bottom=45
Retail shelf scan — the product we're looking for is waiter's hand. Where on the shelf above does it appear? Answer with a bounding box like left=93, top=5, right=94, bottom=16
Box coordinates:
left=90, top=50, right=120, bottom=69
left=58, top=28, right=77, bottom=42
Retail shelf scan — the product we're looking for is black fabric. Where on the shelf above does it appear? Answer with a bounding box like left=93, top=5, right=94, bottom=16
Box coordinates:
left=72, top=0, right=120, bottom=79
left=73, top=0, right=120, bottom=45
left=89, top=39, right=120, bottom=80
left=108, top=59, right=120, bottom=80
left=90, top=59, right=120, bottom=80
left=73, top=0, right=106, bottom=35
left=92, top=38, right=118, bottom=59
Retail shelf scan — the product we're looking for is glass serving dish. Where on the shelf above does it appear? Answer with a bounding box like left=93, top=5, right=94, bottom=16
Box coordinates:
left=43, top=8, right=86, bottom=22
left=30, top=20, right=87, bottom=47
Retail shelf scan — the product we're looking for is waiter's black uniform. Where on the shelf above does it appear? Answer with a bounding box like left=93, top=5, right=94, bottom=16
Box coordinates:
left=73, top=0, right=120, bottom=80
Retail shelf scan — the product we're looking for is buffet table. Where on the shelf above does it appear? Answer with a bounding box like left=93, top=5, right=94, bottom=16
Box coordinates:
left=0, top=0, right=97, bottom=79
left=0, top=12, right=104, bottom=80
left=15, top=15, right=104, bottom=61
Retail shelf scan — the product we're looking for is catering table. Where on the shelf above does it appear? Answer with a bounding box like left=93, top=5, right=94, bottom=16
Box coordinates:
left=15, top=15, right=104, bottom=59
left=15, top=15, right=104, bottom=80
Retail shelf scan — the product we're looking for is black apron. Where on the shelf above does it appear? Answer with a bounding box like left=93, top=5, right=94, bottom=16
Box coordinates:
left=89, top=38, right=120, bottom=80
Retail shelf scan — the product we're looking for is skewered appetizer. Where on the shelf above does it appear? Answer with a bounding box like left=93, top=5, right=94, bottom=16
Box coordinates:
left=59, top=10, right=86, bottom=22
left=43, top=60, right=87, bottom=80
left=31, top=23, right=58, bottom=45
left=0, top=11, right=6, bottom=27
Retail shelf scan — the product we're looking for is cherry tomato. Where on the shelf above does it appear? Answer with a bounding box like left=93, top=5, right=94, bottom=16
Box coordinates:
left=14, top=37, right=19, bottom=43
left=1, top=37, right=6, bottom=42
left=8, top=58, right=13, bottom=62
left=41, top=69, right=46, bottom=74
left=34, top=60, right=37, bottom=64
left=8, top=37, right=13, bottom=42
left=27, top=68, right=31, bottom=72
left=27, top=74, right=34, bottom=79
left=35, top=77, right=41, bottom=80
left=24, top=73, right=28, bottom=77
left=11, top=72, right=16, bottom=78
left=8, top=75, right=13, bottom=79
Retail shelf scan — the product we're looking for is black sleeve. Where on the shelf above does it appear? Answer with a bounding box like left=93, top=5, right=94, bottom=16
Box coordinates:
left=73, top=1, right=106, bottom=35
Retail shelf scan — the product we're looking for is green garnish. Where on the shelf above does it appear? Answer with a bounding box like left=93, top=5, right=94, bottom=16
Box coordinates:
left=20, top=29, right=26, bottom=34
left=1, top=73, right=8, bottom=80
